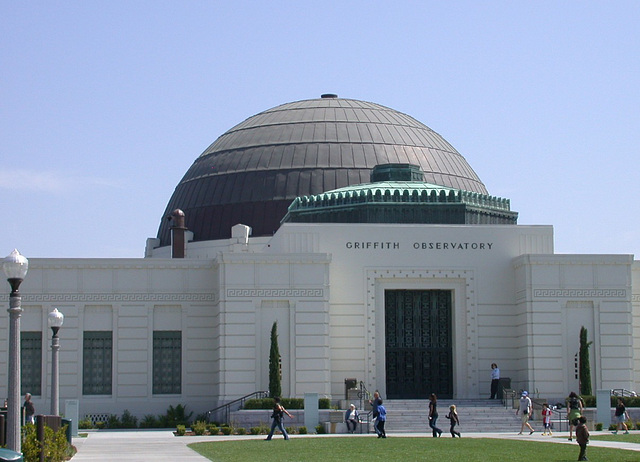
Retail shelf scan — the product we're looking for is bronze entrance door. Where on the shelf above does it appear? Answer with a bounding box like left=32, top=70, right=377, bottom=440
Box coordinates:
left=385, top=290, right=453, bottom=399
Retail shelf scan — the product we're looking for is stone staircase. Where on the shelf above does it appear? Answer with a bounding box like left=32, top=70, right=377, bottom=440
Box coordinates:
left=378, top=399, right=523, bottom=434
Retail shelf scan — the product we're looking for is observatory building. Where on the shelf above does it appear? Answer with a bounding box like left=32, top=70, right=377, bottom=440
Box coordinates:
left=2, top=95, right=639, bottom=420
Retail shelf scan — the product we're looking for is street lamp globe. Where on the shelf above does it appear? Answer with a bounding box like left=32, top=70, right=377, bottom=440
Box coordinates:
left=48, top=308, right=64, bottom=337
left=3, top=249, right=29, bottom=287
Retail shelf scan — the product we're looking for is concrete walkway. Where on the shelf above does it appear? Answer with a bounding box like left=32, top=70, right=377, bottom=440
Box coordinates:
left=69, top=429, right=640, bottom=461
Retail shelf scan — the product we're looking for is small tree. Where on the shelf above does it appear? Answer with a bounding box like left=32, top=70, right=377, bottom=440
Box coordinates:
left=269, top=321, right=282, bottom=398
left=579, top=326, right=593, bottom=396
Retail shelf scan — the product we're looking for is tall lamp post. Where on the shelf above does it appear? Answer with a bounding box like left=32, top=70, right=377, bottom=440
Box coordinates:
left=48, top=308, right=64, bottom=415
left=3, top=249, right=29, bottom=453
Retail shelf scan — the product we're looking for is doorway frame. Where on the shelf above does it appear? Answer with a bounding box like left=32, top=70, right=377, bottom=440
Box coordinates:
left=364, top=268, right=478, bottom=399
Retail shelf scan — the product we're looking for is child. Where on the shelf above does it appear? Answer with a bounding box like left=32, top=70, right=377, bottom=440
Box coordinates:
left=376, top=399, right=387, bottom=438
left=541, top=403, right=553, bottom=436
left=575, top=416, right=589, bottom=461
left=446, top=404, right=461, bottom=437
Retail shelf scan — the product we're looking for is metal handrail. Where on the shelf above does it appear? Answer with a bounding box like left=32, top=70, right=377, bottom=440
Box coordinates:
left=206, top=390, right=269, bottom=424
left=357, top=381, right=374, bottom=433
left=611, top=388, right=638, bottom=398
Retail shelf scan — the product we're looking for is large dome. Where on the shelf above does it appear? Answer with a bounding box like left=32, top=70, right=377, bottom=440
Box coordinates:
left=157, top=95, right=488, bottom=245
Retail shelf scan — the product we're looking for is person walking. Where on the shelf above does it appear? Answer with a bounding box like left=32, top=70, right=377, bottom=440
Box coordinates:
left=566, top=391, right=584, bottom=441
left=369, top=391, right=382, bottom=437
left=541, top=402, right=553, bottom=436
left=516, top=391, right=534, bottom=435
left=575, top=416, right=590, bottom=461
left=428, top=394, right=443, bottom=437
left=446, top=404, right=461, bottom=437
left=23, top=393, right=35, bottom=424
left=490, top=363, right=500, bottom=399
left=612, top=397, right=630, bottom=434
left=375, top=399, right=387, bottom=438
left=265, top=397, right=293, bottom=440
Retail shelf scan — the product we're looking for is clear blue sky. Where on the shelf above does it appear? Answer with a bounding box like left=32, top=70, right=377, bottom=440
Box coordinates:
left=2, top=1, right=638, bottom=259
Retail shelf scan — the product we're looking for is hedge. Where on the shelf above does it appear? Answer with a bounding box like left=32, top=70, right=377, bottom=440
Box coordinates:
left=243, top=398, right=331, bottom=410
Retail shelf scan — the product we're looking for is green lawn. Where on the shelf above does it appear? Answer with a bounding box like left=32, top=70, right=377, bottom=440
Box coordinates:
left=189, top=436, right=640, bottom=461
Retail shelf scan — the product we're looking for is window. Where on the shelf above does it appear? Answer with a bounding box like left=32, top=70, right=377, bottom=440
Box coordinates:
left=21, top=332, right=42, bottom=395
left=153, top=331, right=181, bottom=394
left=83, top=331, right=112, bottom=395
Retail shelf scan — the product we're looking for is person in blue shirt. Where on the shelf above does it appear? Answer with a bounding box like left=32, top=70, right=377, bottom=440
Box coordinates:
left=490, top=363, right=500, bottom=399
left=375, top=400, right=387, bottom=438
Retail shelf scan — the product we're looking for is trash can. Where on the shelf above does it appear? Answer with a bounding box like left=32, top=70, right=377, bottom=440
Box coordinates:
left=498, top=377, right=511, bottom=399
left=0, top=448, right=23, bottom=462
left=61, top=418, right=72, bottom=444
left=344, top=378, right=357, bottom=399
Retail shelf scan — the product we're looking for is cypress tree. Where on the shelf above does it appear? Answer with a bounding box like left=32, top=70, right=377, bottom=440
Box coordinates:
left=269, top=321, right=282, bottom=398
left=579, top=326, right=593, bottom=396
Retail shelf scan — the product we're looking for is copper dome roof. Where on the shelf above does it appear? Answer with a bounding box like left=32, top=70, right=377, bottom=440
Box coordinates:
left=157, top=95, right=488, bottom=245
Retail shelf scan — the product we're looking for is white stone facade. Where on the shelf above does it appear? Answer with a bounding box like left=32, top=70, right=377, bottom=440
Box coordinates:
left=1, top=222, right=638, bottom=420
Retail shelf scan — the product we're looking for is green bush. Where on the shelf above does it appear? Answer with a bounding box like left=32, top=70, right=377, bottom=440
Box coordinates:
left=635, top=421, right=640, bottom=430
left=285, top=426, right=295, bottom=435
left=595, top=422, right=603, bottom=431
left=95, top=421, right=105, bottom=429
left=192, top=421, right=207, bottom=435
left=236, top=427, right=247, bottom=435
left=221, top=426, right=234, bottom=435
left=250, top=424, right=269, bottom=435
left=21, top=423, right=70, bottom=462
left=176, top=424, right=186, bottom=436
left=139, top=414, right=159, bottom=428
left=610, top=396, right=640, bottom=407
left=316, top=424, right=326, bottom=434
left=78, top=417, right=93, bottom=429
left=207, top=424, right=220, bottom=435
left=298, top=426, right=308, bottom=434
left=165, top=404, right=193, bottom=427
left=106, top=414, right=121, bottom=429
left=244, top=397, right=331, bottom=409
left=608, top=424, right=617, bottom=431
left=21, top=424, right=42, bottom=462
left=120, top=409, right=138, bottom=428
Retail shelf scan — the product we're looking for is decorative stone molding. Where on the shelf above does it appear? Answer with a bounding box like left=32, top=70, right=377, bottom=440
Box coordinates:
left=226, top=288, right=324, bottom=298
left=1, top=293, right=217, bottom=303
left=533, top=289, right=627, bottom=298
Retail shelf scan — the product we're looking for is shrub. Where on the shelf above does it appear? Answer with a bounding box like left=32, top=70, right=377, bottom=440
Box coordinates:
left=139, top=414, right=159, bottom=428
left=250, top=424, right=269, bottom=435
left=95, top=421, right=105, bottom=430
left=636, top=421, right=640, bottom=430
left=21, top=423, right=42, bottom=462
left=285, top=426, right=295, bottom=435
left=165, top=404, right=193, bottom=427
left=220, top=426, right=234, bottom=435
left=192, top=421, right=207, bottom=435
left=207, top=425, right=220, bottom=435
left=78, top=417, right=93, bottom=429
left=595, top=422, right=603, bottom=431
left=120, top=409, right=138, bottom=429
left=316, top=424, right=326, bottom=434
left=22, top=423, right=70, bottom=462
left=608, top=424, right=617, bottom=431
left=236, top=427, right=247, bottom=435
left=106, top=414, right=120, bottom=429
left=298, top=426, right=308, bottom=434
left=244, top=397, right=331, bottom=410
left=176, top=425, right=186, bottom=436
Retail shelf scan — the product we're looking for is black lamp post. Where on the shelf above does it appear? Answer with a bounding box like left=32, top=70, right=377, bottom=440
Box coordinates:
left=48, top=308, right=64, bottom=415
left=3, top=249, right=29, bottom=452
